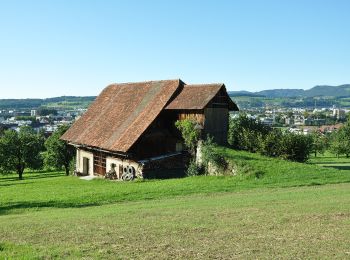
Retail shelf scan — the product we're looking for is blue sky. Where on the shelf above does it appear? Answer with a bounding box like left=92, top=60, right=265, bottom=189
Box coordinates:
left=0, top=0, right=349, bottom=98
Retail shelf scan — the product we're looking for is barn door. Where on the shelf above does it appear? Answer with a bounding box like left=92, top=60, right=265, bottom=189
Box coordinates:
left=83, top=157, right=89, bottom=175
left=93, top=152, right=106, bottom=175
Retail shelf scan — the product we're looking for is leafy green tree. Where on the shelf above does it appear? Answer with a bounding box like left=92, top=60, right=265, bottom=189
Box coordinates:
left=37, top=107, right=58, bottom=116
left=175, top=119, right=201, bottom=155
left=259, top=129, right=283, bottom=157
left=15, top=116, right=36, bottom=122
left=330, top=124, right=350, bottom=158
left=279, top=132, right=313, bottom=162
left=0, top=126, right=5, bottom=136
left=311, top=131, right=328, bottom=157
left=228, top=114, right=270, bottom=152
left=44, top=125, right=74, bottom=175
left=0, top=126, right=44, bottom=179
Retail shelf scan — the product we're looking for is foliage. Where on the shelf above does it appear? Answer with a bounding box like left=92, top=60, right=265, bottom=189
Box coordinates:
left=37, top=107, right=58, bottom=116
left=311, top=131, right=328, bottom=157
left=175, top=119, right=201, bottom=154
left=200, top=136, right=227, bottom=174
left=330, top=123, right=350, bottom=158
left=44, top=125, right=74, bottom=175
left=186, top=159, right=204, bottom=176
left=278, top=132, right=313, bottom=162
left=0, top=126, right=44, bottom=179
left=259, top=129, right=283, bottom=157
left=14, top=116, right=36, bottom=122
left=228, top=114, right=314, bottom=162
left=228, top=114, right=270, bottom=152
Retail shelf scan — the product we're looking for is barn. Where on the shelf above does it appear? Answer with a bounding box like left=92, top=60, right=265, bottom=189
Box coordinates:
left=61, top=79, right=238, bottom=179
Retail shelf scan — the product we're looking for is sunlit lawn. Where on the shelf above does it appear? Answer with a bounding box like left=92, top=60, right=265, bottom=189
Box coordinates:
left=1, top=148, right=350, bottom=258
left=309, top=151, right=350, bottom=171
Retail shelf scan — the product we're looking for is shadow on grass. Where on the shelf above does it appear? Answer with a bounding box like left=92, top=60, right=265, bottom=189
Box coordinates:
left=0, top=201, right=102, bottom=216
left=0, top=172, right=64, bottom=183
left=323, top=165, right=350, bottom=171
left=311, top=161, right=350, bottom=165
left=0, top=182, right=35, bottom=188
left=144, top=168, right=186, bottom=179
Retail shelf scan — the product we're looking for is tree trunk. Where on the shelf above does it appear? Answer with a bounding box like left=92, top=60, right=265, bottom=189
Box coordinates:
left=17, top=165, right=24, bottom=180
left=64, top=164, right=70, bottom=176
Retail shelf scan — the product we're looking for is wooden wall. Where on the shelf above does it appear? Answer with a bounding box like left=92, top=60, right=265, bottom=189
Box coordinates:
left=178, top=112, right=205, bottom=125
left=203, top=108, right=229, bottom=145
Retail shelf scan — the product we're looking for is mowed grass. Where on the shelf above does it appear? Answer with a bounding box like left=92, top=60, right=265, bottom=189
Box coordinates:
left=309, top=151, right=350, bottom=171
left=1, top=184, right=350, bottom=259
left=1, top=148, right=350, bottom=258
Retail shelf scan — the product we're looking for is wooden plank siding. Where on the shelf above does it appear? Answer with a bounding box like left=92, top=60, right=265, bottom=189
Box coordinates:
left=203, top=108, right=229, bottom=145
left=93, top=151, right=107, bottom=175
left=178, top=112, right=205, bottom=126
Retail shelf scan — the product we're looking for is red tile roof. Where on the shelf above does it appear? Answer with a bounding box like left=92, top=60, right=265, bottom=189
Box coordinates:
left=61, top=79, right=181, bottom=152
left=165, top=84, right=238, bottom=110
left=61, top=79, right=238, bottom=153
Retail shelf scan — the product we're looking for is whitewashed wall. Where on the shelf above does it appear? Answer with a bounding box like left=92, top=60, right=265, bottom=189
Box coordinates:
left=106, top=156, right=142, bottom=179
left=76, top=149, right=94, bottom=176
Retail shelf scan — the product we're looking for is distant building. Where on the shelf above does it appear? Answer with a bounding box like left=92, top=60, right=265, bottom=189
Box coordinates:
left=333, top=108, right=346, bottom=120
left=319, top=123, right=343, bottom=134
left=285, top=117, right=294, bottom=126
left=31, top=110, right=37, bottom=116
left=259, top=117, right=273, bottom=126
left=289, top=128, right=302, bottom=134
left=294, top=116, right=305, bottom=126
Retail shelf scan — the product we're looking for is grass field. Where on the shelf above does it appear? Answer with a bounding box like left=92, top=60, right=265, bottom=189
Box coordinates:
left=1, top=148, right=350, bottom=259
left=309, top=151, right=350, bottom=171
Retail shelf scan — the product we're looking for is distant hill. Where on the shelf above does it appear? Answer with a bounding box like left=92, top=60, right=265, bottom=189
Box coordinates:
left=0, top=96, right=96, bottom=109
left=304, top=85, right=350, bottom=97
left=227, top=91, right=265, bottom=97
left=257, top=89, right=304, bottom=98
left=230, top=84, right=350, bottom=98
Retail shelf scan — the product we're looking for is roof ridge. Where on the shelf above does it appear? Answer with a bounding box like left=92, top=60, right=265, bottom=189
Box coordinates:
left=108, top=79, right=182, bottom=86
left=186, top=83, right=224, bottom=87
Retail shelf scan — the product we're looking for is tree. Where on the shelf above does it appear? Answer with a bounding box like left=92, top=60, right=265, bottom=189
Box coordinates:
left=259, top=129, right=283, bottom=157
left=330, top=124, right=350, bottom=158
left=44, top=125, right=74, bottom=175
left=37, top=107, right=58, bottom=116
left=175, top=119, right=201, bottom=155
left=0, top=126, right=44, bottom=179
left=278, top=132, right=313, bottom=162
left=228, top=114, right=270, bottom=152
left=311, top=131, right=328, bottom=157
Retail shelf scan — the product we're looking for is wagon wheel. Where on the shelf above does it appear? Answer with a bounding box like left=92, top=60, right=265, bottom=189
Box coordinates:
left=121, top=166, right=135, bottom=181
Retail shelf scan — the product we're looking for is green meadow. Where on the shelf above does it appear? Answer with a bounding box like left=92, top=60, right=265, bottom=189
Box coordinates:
left=1, top=148, right=350, bottom=259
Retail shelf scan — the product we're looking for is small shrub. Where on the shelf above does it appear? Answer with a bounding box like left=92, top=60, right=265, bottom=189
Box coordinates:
left=186, top=160, right=204, bottom=176
left=175, top=119, right=201, bottom=154
left=229, top=161, right=264, bottom=179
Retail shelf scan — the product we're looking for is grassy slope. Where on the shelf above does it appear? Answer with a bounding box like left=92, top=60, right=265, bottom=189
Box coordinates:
left=1, top=148, right=350, bottom=258
left=309, top=151, right=350, bottom=170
